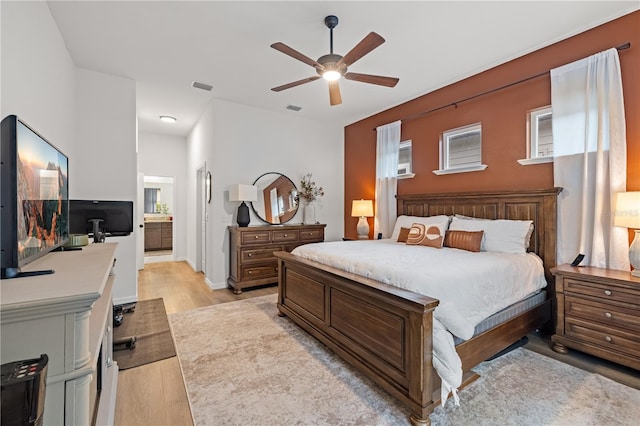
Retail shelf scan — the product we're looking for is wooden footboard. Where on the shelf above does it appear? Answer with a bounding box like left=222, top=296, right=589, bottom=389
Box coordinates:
left=276, top=251, right=439, bottom=424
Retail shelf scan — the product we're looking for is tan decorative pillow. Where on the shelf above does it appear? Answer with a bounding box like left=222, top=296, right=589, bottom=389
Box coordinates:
left=406, top=223, right=444, bottom=248
left=397, top=227, right=411, bottom=243
left=444, top=230, right=484, bottom=252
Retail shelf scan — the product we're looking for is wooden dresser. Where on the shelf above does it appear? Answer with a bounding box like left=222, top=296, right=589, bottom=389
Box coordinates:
left=228, top=224, right=325, bottom=294
left=551, top=264, right=639, bottom=370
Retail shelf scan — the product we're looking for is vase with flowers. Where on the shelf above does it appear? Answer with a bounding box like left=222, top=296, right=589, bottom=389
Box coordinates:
left=297, top=173, right=324, bottom=224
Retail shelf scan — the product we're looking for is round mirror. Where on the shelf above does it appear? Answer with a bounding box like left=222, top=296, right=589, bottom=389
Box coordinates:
left=251, top=172, right=298, bottom=225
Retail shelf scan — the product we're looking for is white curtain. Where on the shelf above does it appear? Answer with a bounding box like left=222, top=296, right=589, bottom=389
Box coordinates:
left=551, top=48, right=629, bottom=270
left=374, top=120, right=401, bottom=239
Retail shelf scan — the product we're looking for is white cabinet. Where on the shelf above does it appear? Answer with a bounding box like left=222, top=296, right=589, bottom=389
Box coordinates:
left=0, top=243, right=119, bottom=425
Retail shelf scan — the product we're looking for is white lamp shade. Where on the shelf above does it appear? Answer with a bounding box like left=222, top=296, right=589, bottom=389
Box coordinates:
left=614, top=192, right=640, bottom=229
left=229, top=184, right=257, bottom=202
left=351, top=199, right=374, bottom=217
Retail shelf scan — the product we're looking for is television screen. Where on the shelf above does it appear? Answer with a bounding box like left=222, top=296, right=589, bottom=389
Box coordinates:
left=69, top=200, right=134, bottom=237
left=1, top=115, right=69, bottom=278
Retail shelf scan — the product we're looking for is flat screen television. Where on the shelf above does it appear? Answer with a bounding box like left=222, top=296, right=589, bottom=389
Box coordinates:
left=1, top=115, right=69, bottom=279
left=69, top=200, right=134, bottom=237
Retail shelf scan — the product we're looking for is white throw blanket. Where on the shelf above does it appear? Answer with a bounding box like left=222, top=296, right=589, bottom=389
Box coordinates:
left=292, top=239, right=547, bottom=404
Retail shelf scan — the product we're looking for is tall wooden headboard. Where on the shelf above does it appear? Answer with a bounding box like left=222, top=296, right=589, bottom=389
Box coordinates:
left=396, top=188, right=561, bottom=283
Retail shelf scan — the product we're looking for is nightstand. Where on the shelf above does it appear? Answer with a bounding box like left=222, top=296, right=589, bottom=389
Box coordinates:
left=551, top=264, right=640, bottom=370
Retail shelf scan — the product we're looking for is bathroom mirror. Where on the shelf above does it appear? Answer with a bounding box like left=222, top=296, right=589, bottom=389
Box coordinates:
left=250, top=172, right=298, bottom=224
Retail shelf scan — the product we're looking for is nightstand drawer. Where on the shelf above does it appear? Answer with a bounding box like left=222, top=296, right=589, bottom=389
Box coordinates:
left=241, top=231, right=271, bottom=245
left=565, top=296, right=640, bottom=332
left=300, top=228, right=324, bottom=241
left=241, top=246, right=283, bottom=263
left=565, top=278, right=638, bottom=304
left=273, top=229, right=299, bottom=243
left=241, top=263, right=278, bottom=281
left=565, top=316, right=640, bottom=357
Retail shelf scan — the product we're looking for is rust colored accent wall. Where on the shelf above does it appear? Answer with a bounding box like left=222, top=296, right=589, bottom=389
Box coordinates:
left=344, top=11, right=639, bottom=240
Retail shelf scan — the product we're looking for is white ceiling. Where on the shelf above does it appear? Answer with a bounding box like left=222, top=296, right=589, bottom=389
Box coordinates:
left=47, top=1, right=639, bottom=137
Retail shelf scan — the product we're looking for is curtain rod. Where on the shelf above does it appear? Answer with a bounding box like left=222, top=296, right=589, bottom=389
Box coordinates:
left=374, top=41, right=631, bottom=131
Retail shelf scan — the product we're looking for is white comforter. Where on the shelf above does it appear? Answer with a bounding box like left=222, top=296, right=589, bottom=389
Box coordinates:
left=291, top=239, right=547, bottom=402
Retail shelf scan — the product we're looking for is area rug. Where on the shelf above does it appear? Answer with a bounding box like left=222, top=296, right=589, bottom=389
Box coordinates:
left=113, top=298, right=176, bottom=370
left=169, top=294, right=640, bottom=425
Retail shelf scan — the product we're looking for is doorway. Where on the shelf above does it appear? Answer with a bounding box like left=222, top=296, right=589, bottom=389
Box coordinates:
left=195, top=165, right=206, bottom=274
left=143, top=175, right=175, bottom=263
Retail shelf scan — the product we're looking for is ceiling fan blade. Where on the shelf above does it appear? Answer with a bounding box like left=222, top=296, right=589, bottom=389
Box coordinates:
left=337, top=32, right=385, bottom=67
left=271, top=42, right=323, bottom=69
left=328, top=80, right=342, bottom=106
left=344, top=72, right=399, bottom=87
left=271, top=76, right=321, bottom=92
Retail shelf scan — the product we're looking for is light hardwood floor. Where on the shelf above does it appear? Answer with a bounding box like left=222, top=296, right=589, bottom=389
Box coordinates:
left=114, top=261, right=276, bottom=426
left=114, top=261, right=638, bottom=426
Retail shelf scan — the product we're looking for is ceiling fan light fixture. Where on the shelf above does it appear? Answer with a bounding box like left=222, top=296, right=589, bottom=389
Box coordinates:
left=322, top=70, right=341, bottom=81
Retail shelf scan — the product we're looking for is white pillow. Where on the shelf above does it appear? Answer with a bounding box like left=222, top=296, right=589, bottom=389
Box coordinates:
left=390, top=215, right=451, bottom=241
left=449, top=216, right=533, bottom=254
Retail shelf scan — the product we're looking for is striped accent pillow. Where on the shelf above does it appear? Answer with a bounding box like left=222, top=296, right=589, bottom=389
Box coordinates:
left=444, top=230, right=484, bottom=252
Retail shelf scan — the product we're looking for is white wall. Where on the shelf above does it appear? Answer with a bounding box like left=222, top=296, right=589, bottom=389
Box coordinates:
left=75, top=68, right=138, bottom=304
left=138, top=131, right=187, bottom=260
left=1, top=1, right=76, bottom=159
left=2, top=3, right=138, bottom=304
left=187, top=98, right=344, bottom=289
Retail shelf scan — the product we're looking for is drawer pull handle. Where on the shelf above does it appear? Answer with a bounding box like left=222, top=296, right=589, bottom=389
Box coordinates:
left=604, top=290, right=612, bottom=296
left=604, top=336, right=612, bottom=343
left=605, top=312, right=612, bottom=318
left=248, top=253, right=252, bottom=257
left=248, top=271, right=253, bottom=275
left=284, top=234, right=288, bottom=237
left=255, top=236, right=259, bottom=239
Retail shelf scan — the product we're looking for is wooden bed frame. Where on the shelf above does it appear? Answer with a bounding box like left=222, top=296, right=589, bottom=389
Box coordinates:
left=275, top=189, right=560, bottom=425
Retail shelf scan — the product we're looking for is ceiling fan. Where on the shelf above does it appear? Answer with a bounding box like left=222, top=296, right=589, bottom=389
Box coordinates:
left=270, top=15, right=399, bottom=106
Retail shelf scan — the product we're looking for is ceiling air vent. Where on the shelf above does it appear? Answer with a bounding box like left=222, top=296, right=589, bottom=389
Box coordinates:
left=286, top=105, right=302, bottom=112
left=191, top=81, right=213, bottom=91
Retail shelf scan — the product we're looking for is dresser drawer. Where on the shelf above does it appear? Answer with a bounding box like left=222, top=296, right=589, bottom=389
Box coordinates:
left=564, top=278, right=638, bottom=305
left=241, top=246, right=283, bottom=263
left=241, top=230, right=271, bottom=245
left=565, top=295, right=640, bottom=332
left=300, top=228, right=324, bottom=241
left=273, top=229, right=299, bottom=243
left=241, top=263, right=278, bottom=281
left=565, top=316, right=640, bottom=357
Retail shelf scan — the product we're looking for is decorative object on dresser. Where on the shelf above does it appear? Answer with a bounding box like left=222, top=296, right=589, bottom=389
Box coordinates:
left=251, top=172, right=299, bottom=225
left=614, top=191, right=640, bottom=277
left=551, top=264, right=640, bottom=370
left=351, top=199, right=374, bottom=239
left=228, top=224, right=325, bottom=294
left=297, top=173, right=324, bottom=225
left=229, top=184, right=258, bottom=227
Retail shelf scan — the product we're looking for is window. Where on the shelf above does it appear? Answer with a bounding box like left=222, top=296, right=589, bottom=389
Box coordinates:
left=398, top=140, right=414, bottom=178
left=434, top=123, right=487, bottom=175
left=519, top=106, right=553, bottom=165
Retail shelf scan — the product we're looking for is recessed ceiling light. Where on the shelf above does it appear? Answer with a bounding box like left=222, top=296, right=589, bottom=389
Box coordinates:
left=159, top=115, right=177, bottom=123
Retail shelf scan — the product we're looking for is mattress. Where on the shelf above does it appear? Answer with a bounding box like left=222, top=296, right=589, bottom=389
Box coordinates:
left=453, top=290, right=546, bottom=345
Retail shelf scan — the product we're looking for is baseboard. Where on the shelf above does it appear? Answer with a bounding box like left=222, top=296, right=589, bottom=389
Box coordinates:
left=206, top=278, right=226, bottom=290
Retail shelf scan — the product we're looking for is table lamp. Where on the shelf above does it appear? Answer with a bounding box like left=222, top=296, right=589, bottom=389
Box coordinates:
left=351, top=199, right=374, bottom=239
left=230, top=184, right=258, bottom=227
left=614, top=191, right=640, bottom=277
